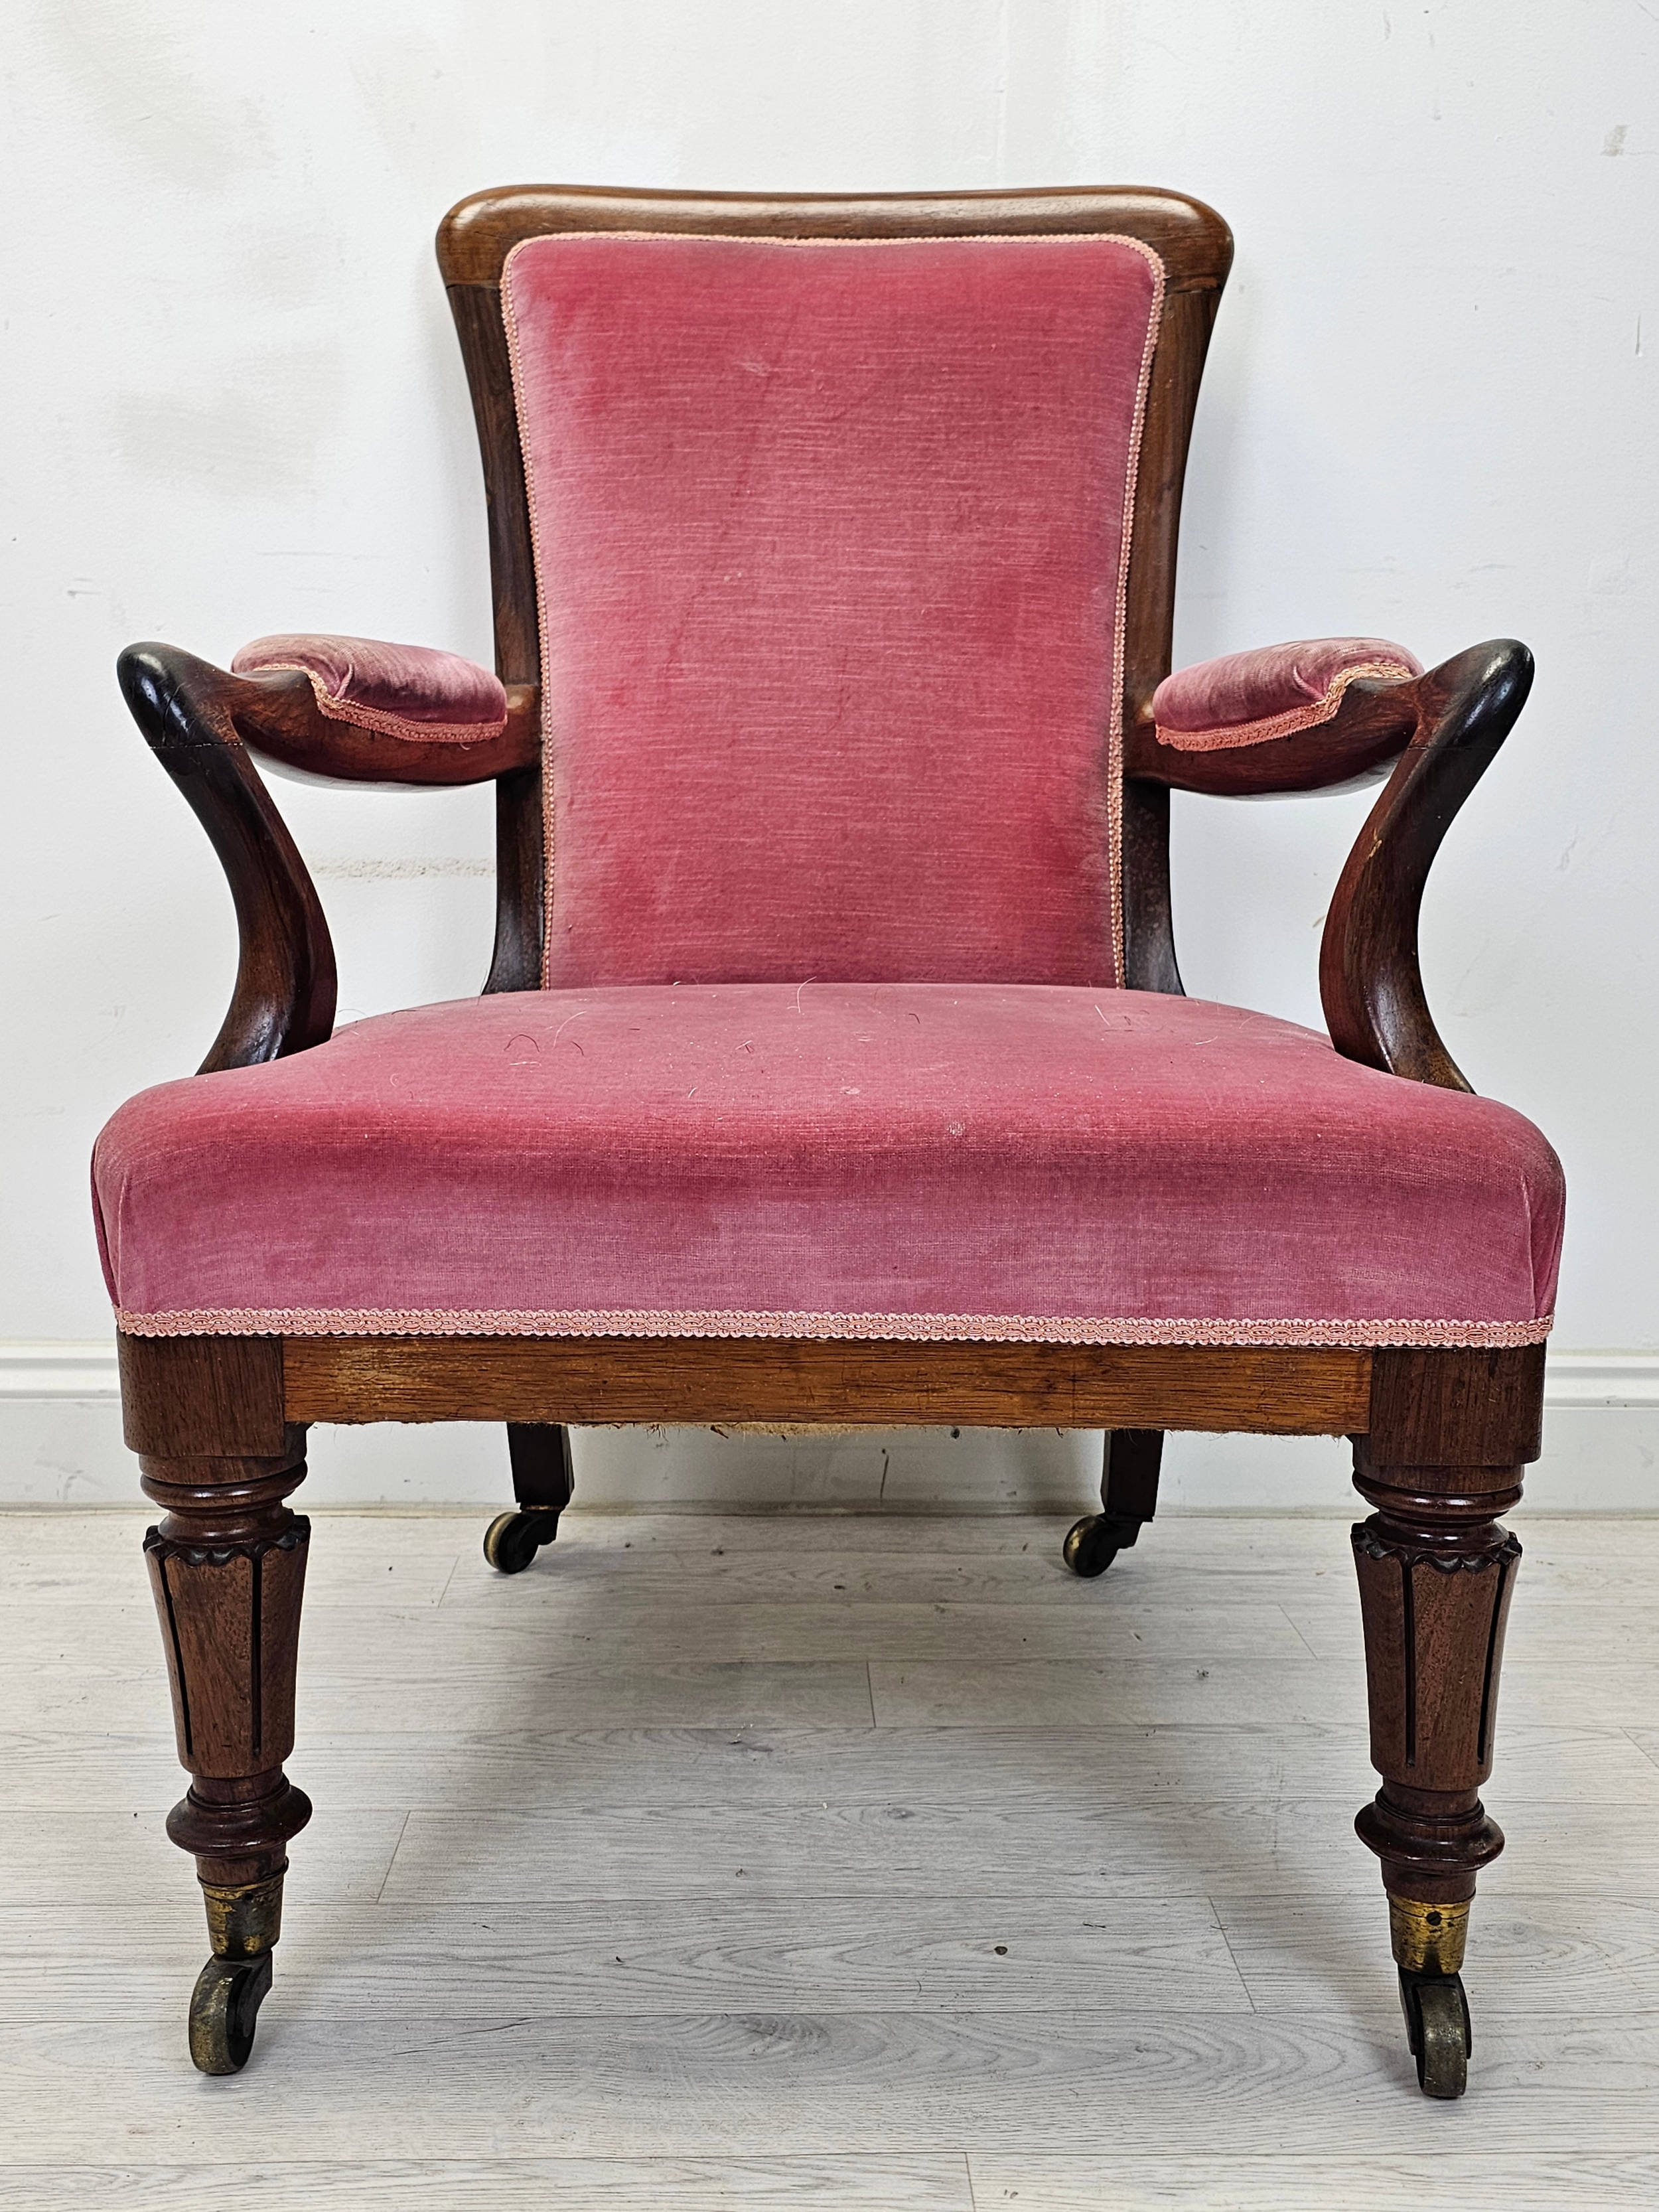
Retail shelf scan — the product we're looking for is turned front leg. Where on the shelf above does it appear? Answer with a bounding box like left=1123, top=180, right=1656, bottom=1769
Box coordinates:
left=1350, top=1450, right=1522, bottom=2094
left=141, top=1443, right=312, bottom=2071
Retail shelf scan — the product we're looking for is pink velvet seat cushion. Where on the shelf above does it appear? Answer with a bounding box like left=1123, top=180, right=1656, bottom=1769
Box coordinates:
left=230, top=634, right=508, bottom=743
left=504, top=232, right=1165, bottom=988
left=95, top=986, right=1561, bottom=1347
left=1153, top=638, right=1423, bottom=751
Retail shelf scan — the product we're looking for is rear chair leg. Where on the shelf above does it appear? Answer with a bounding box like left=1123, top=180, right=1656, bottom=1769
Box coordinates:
left=1062, top=1428, right=1165, bottom=1578
left=1350, top=1444, right=1523, bottom=2098
left=141, top=1440, right=312, bottom=2073
left=484, top=1423, right=575, bottom=1574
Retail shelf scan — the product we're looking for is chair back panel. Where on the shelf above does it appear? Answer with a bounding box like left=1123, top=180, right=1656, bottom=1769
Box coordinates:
left=439, top=189, right=1234, bottom=992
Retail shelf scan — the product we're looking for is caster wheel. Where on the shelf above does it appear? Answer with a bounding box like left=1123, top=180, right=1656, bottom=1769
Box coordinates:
left=1062, top=1514, right=1140, bottom=1578
left=483, top=1510, right=559, bottom=1574
left=188, top=1951, right=273, bottom=2075
left=1399, top=1968, right=1471, bottom=2099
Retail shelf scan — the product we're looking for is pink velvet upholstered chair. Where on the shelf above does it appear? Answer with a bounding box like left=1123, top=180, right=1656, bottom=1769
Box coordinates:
left=99, top=187, right=1560, bottom=2096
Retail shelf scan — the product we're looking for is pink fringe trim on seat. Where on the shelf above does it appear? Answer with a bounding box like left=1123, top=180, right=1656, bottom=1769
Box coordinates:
left=113, top=1305, right=1553, bottom=1349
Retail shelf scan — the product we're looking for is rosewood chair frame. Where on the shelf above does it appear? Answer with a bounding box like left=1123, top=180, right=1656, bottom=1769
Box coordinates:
left=115, top=186, right=1543, bottom=2097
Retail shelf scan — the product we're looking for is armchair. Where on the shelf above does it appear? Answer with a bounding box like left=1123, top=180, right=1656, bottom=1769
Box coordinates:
left=96, top=186, right=1561, bottom=2099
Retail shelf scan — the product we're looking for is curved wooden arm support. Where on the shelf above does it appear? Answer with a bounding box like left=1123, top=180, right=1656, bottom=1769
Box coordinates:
left=117, top=645, right=340, bottom=1073
left=1319, top=638, right=1534, bottom=1092
left=1124, top=676, right=1421, bottom=797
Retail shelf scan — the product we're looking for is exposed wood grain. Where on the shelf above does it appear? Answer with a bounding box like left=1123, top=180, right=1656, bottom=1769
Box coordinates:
left=0, top=1894, right=1248, bottom=2019
left=1320, top=638, right=1535, bottom=1088
left=441, top=281, right=542, bottom=687
left=967, top=2154, right=1659, bottom=2211
left=437, top=183, right=1233, bottom=287
left=118, top=1333, right=288, bottom=1458
left=1367, top=1342, right=1547, bottom=1468
left=0, top=1658, right=878, bottom=1738
left=1290, top=1594, right=1659, bottom=1666
left=863, top=1655, right=1369, bottom=1733
left=9, top=1594, right=1312, bottom=1669
left=0, top=2160, right=975, bottom=2210
left=1117, top=275, right=1223, bottom=983
left=115, top=646, right=338, bottom=1070
left=1125, top=673, right=1419, bottom=796
left=21, top=1883, right=1659, bottom=2026
left=1118, top=776, right=1183, bottom=992
left=125, top=648, right=537, bottom=792
left=5, top=2010, right=1658, bottom=2161
left=484, top=762, right=545, bottom=992
left=279, top=1595, right=1313, bottom=1669
left=237, top=668, right=539, bottom=786
left=11, top=1715, right=1656, bottom=1816
left=24, top=1637, right=1648, bottom=1738
left=11, top=1507, right=1654, bottom=1586
left=1215, top=1888, right=1659, bottom=2013
left=0, top=1808, right=406, bottom=1907
left=444, top=278, right=545, bottom=987
left=283, top=1337, right=1372, bottom=1432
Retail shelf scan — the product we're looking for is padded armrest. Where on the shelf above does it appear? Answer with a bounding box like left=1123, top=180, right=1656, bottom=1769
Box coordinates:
left=227, top=633, right=538, bottom=784
left=1153, top=637, right=1423, bottom=748
left=1127, top=636, right=1425, bottom=796
left=232, top=632, right=508, bottom=742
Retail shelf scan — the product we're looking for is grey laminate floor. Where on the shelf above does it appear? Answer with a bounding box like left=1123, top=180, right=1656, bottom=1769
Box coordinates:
left=3, top=1507, right=1656, bottom=2209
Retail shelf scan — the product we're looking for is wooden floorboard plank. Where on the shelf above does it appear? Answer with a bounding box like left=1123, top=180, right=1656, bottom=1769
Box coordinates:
left=9, top=1716, right=1656, bottom=1811
left=966, top=2153, right=1659, bottom=2211
left=1214, top=1889, right=1659, bottom=2013
left=11, top=1507, right=1649, bottom=1600
left=0, top=1596, right=1321, bottom=1667
left=1286, top=1594, right=1659, bottom=1665
left=0, top=1658, right=879, bottom=1735
left=866, top=1653, right=1657, bottom=1730
left=13, top=1885, right=1654, bottom=2023
left=0, top=2158, right=975, bottom=2210
left=0, top=1895, right=1250, bottom=2020
left=371, top=1800, right=1659, bottom=1903
left=0, top=1809, right=406, bottom=1908
left=2, top=2011, right=1657, bottom=2162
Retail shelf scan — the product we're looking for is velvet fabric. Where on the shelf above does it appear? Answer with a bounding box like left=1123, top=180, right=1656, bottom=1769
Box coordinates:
left=94, top=985, right=1561, bottom=1347
left=502, top=232, right=1165, bottom=988
left=1152, top=637, right=1423, bottom=751
left=230, top=634, right=508, bottom=743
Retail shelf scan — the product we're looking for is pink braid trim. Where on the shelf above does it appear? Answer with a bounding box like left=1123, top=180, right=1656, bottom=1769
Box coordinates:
left=113, top=1305, right=1552, bottom=1349
left=256, top=665, right=508, bottom=747
left=1155, top=660, right=1418, bottom=753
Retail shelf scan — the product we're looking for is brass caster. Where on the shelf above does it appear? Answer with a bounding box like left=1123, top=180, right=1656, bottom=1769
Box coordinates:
left=483, top=1509, right=561, bottom=1574
left=188, top=1951, right=273, bottom=2075
left=1399, top=1968, right=1471, bottom=2099
left=1062, top=1513, right=1142, bottom=1578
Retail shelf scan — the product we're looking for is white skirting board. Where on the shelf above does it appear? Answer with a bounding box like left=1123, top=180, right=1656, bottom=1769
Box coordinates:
left=1, top=1343, right=1654, bottom=1514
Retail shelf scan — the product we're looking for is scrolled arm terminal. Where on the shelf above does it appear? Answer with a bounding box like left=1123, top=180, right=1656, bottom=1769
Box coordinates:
left=1319, top=638, right=1534, bottom=1091
left=1124, top=631, right=1534, bottom=1094
left=115, top=634, right=543, bottom=1071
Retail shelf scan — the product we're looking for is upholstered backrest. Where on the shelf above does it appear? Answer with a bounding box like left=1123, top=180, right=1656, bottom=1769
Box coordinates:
left=502, top=230, right=1163, bottom=988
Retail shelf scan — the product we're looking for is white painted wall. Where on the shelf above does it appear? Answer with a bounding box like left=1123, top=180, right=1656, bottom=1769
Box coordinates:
left=3, top=3, right=1656, bottom=1509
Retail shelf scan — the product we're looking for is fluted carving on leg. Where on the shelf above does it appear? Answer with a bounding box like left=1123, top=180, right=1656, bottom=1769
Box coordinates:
left=144, top=1518, right=309, bottom=1778
left=1350, top=1457, right=1522, bottom=1918
left=141, top=1447, right=313, bottom=1928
